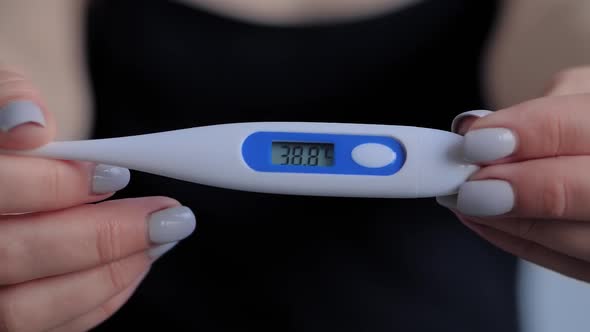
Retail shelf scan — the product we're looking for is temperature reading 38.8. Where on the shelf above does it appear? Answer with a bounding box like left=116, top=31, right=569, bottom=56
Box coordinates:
left=272, top=142, right=334, bottom=166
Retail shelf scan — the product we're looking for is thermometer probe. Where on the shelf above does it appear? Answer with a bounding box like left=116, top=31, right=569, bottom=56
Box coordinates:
left=5, top=122, right=478, bottom=198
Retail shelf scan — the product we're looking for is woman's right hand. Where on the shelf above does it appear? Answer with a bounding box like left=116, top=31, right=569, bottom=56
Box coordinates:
left=0, top=66, right=196, bottom=332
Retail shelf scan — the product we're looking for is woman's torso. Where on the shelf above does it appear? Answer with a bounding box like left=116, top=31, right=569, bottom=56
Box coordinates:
left=87, top=1, right=518, bottom=331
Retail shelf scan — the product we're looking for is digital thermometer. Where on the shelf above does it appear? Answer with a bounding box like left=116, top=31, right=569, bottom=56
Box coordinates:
left=9, top=122, right=478, bottom=198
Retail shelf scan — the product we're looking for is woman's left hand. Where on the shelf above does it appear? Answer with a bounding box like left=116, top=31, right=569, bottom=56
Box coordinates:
left=437, top=66, right=590, bottom=282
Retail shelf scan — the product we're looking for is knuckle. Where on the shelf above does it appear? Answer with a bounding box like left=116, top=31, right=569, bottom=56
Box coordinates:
left=0, top=83, right=40, bottom=107
left=0, top=66, right=26, bottom=78
left=543, top=110, right=564, bottom=157
left=541, top=177, right=569, bottom=218
left=105, top=260, right=128, bottom=293
left=542, top=105, right=583, bottom=157
left=95, top=217, right=123, bottom=265
left=103, top=256, right=149, bottom=296
left=0, top=69, right=26, bottom=87
left=39, top=162, right=63, bottom=207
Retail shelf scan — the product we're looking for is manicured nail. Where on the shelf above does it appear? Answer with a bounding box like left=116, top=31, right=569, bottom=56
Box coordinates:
left=451, top=110, right=493, bottom=134
left=0, top=100, right=46, bottom=132
left=436, top=194, right=458, bottom=210
left=148, top=206, right=196, bottom=244
left=463, top=128, right=517, bottom=163
left=92, top=164, right=131, bottom=194
left=148, top=241, right=178, bottom=261
left=457, top=180, right=514, bottom=217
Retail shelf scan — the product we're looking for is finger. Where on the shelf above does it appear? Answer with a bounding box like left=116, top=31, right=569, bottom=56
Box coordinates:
left=450, top=110, right=493, bottom=135
left=48, top=244, right=177, bottom=332
left=0, top=197, right=195, bottom=285
left=545, top=66, right=590, bottom=97
left=47, top=270, right=148, bottom=332
left=0, top=66, right=55, bottom=149
left=460, top=215, right=590, bottom=263
left=459, top=217, right=590, bottom=283
left=0, top=157, right=130, bottom=214
left=448, top=156, right=590, bottom=220
left=461, top=93, right=590, bottom=163
left=0, top=252, right=150, bottom=332
left=433, top=110, right=494, bottom=206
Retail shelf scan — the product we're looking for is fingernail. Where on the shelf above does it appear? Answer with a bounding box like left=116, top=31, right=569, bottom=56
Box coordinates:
left=92, top=164, right=131, bottom=194
left=463, top=128, right=517, bottom=163
left=148, top=241, right=178, bottom=261
left=148, top=206, right=196, bottom=244
left=436, top=194, right=458, bottom=210
left=0, top=100, right=46, bottom=132
left=457, top=180, right=514, bottom=217
left=451, top=110, right=493, bottom=134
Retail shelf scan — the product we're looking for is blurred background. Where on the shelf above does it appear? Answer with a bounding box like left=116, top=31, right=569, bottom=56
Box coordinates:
left=519, top=261, right=590, bottom=332
left=3, top=1, right=590, bottom=331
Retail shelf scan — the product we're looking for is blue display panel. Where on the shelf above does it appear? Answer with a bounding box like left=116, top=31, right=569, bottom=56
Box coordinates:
left=242, top=132, right=406, bottom=175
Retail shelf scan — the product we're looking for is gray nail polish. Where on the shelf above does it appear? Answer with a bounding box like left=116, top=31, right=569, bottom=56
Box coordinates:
left=148, top=206, right=196, bottom=244
left=92, top=164, right=131, bottom=194
left=451, top=110, right=493, bottom=134
left=463, top=128, right=516, bottom=163
left=0, top=100, right=46, bottom=132
left=457, top=180, right=514, bottom=217
left=148, top=241, right=178, bottom=261
left=436, top=194, right=458, bottom=210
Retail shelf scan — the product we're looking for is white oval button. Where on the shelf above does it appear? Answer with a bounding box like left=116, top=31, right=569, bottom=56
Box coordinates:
left=351, top=143, right=396, bottom=168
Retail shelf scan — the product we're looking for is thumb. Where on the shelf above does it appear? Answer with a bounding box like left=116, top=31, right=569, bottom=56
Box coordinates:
left=0, top=65, right=55, bottom=149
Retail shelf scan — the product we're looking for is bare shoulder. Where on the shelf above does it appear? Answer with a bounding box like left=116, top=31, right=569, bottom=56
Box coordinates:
left=0, top=0, right=92, bottom=139
left=484, top=0, right=590, bottom=108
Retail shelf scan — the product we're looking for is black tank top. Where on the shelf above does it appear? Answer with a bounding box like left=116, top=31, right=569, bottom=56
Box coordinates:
left=87, top=1, right=518, bottom=331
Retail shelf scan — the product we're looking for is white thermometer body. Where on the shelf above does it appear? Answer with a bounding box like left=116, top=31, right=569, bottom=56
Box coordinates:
left=12, top=122, right=478, bottom=198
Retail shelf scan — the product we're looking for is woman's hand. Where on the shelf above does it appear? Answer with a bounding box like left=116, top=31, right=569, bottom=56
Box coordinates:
left=438, top=66, right=590, bottom=282
left=0, top=66, right=196, bottom=332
